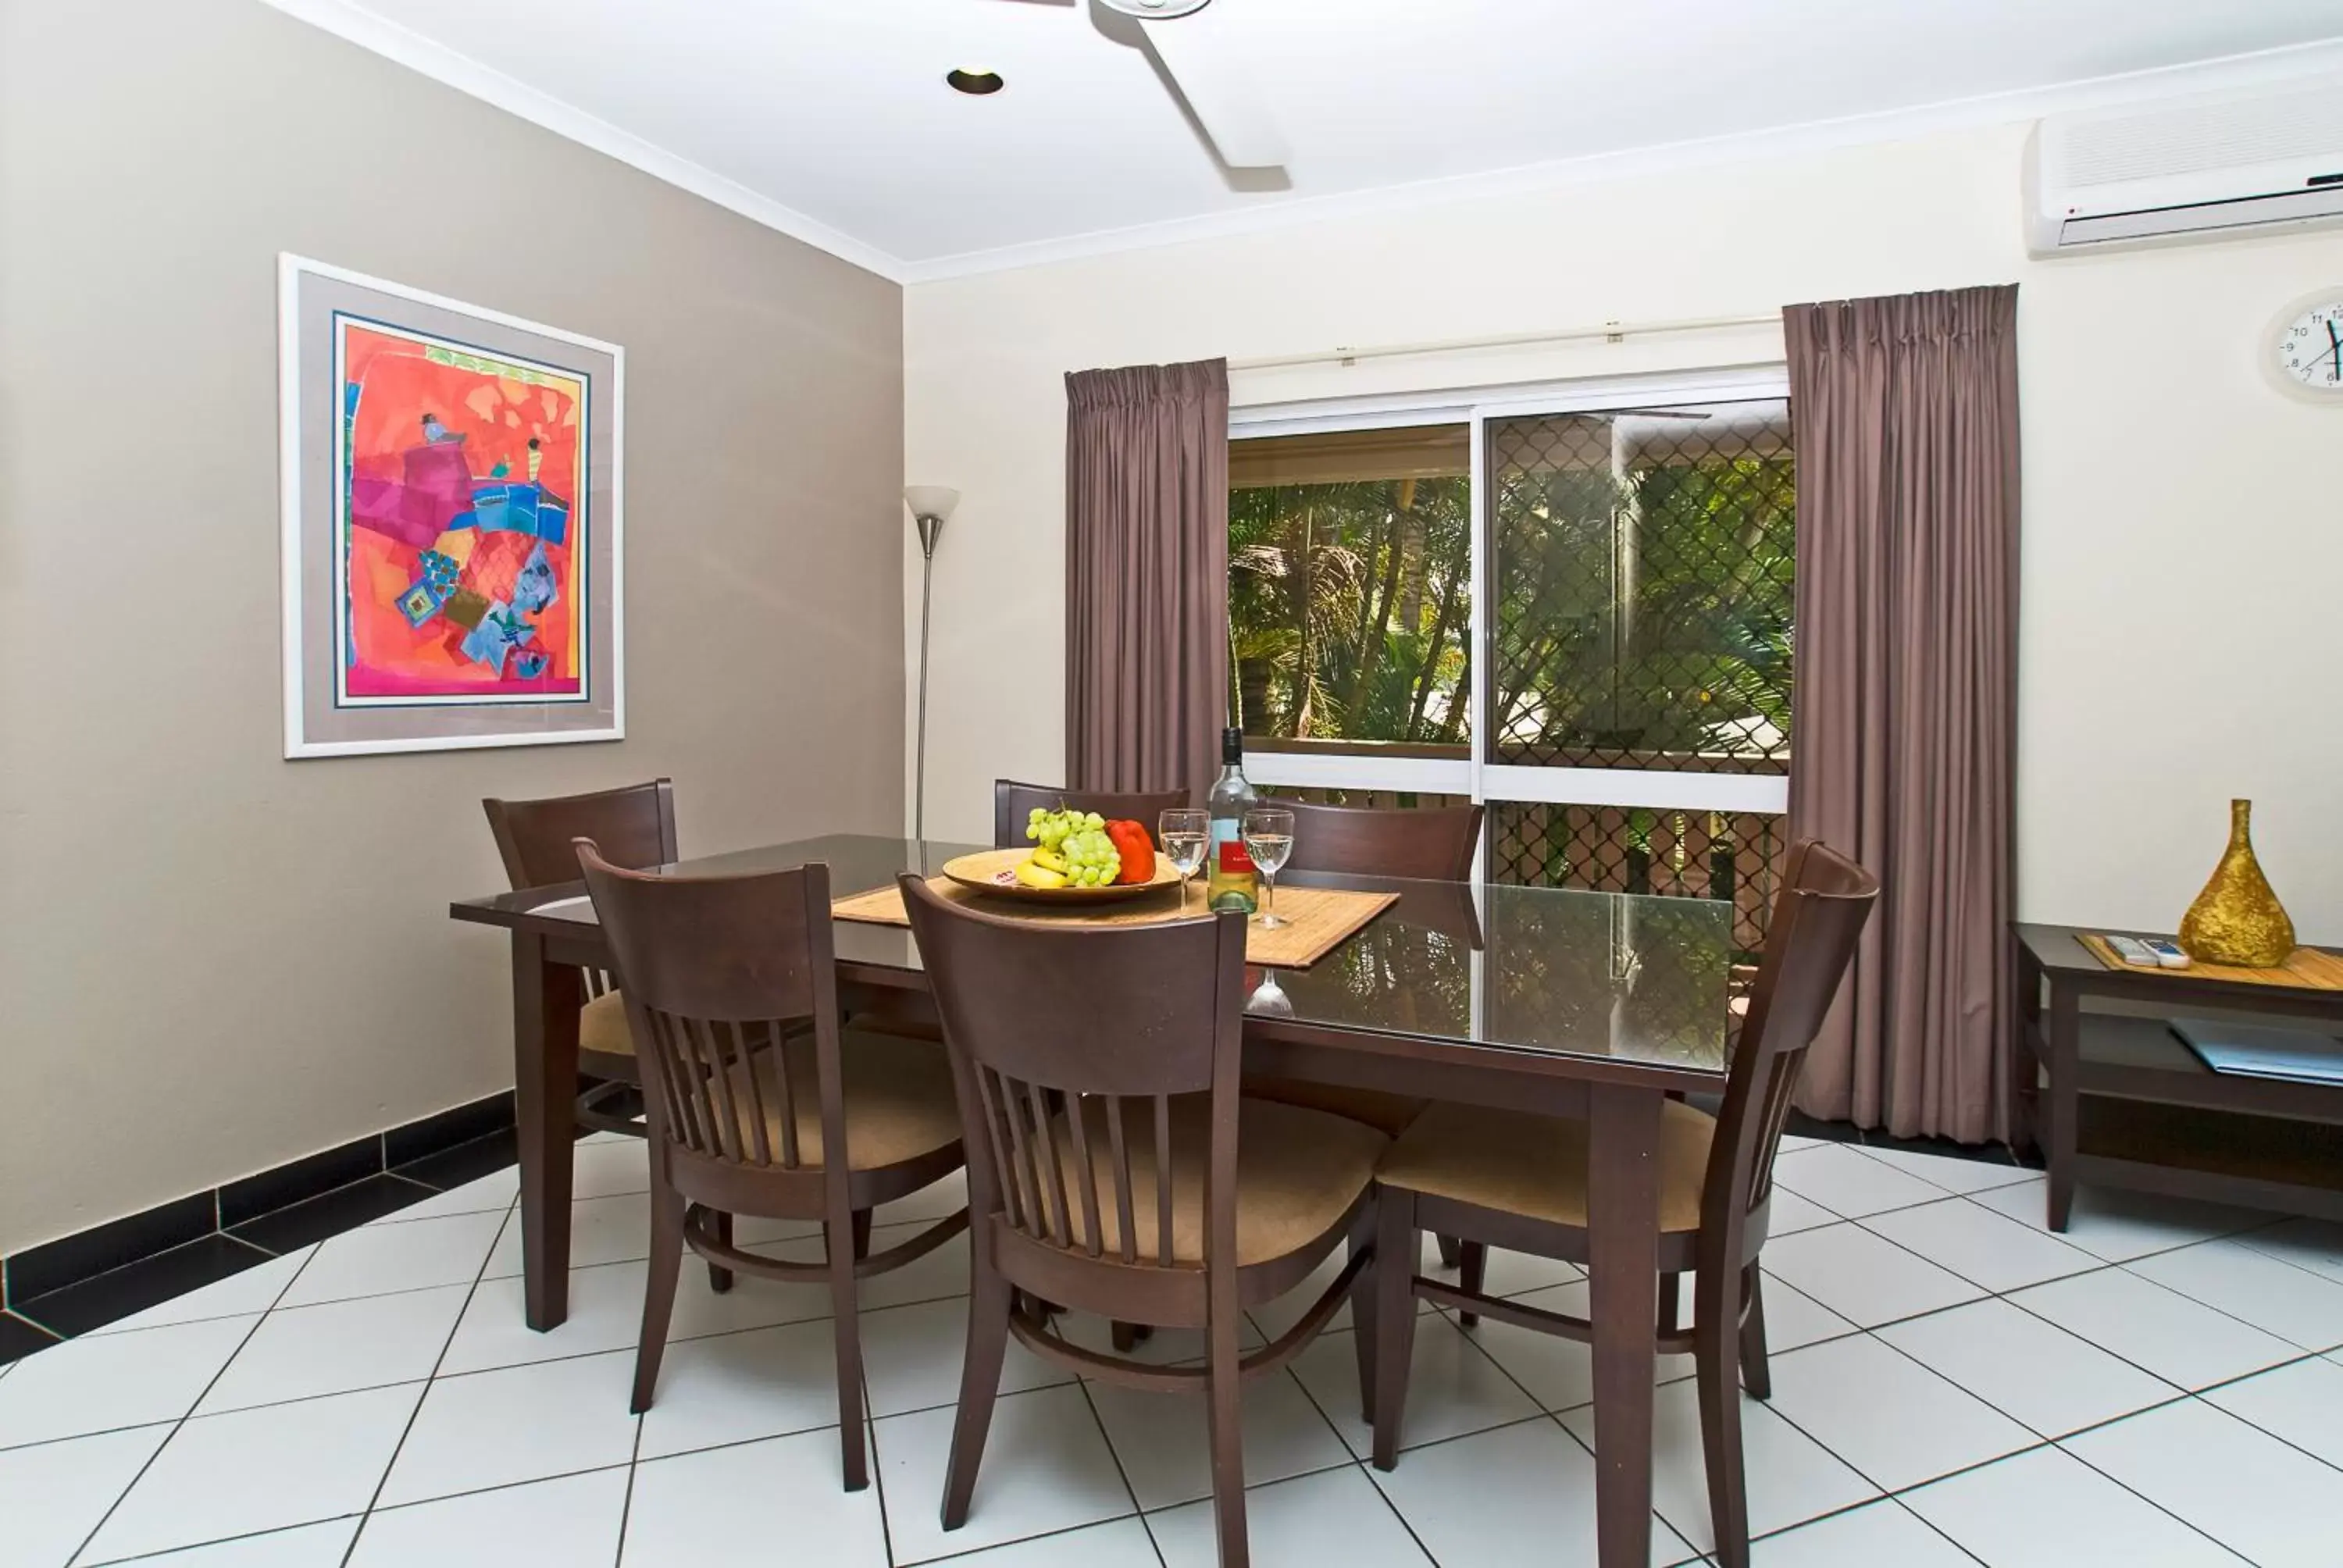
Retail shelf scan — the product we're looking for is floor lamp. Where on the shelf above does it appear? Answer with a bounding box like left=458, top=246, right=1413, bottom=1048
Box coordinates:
left=903, top=486, right=960, bottom=844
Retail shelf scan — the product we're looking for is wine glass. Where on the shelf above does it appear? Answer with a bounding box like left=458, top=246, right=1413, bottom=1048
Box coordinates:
left=1159, top=809, right=1210, bottom=915
left=1242, top=807, right=1296, bottom=928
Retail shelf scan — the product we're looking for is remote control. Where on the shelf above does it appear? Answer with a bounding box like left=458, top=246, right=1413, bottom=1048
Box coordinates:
left=2102, top=933, right=2159, bottom=967
left=2141, top=937, right=2192, bottom=969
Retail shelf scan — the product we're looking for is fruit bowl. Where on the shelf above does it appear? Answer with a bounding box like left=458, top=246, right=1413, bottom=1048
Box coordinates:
left=939, top=847, right=1186, bottom=904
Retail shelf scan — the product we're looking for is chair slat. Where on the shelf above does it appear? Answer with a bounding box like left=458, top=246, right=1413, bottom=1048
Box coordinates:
left=733, top=1021, right=775, bottom=1167
left=1153, top=1093, right=1175, bottom=1267
left=1104, top=1093, right=1138, bottom=1265
left=1000, top=1071, right=1047, bottom=1243
left=1064, top=1093, right=1105, bottom=1258
left=658, top=1012, right=697, bottom=1147
left=698, top=1017, right=745, bottom=1161
left=1029, top=1081, right=1072, bottom=1247
left=771, top=1021, right=802, bottom=1169
left=974, top=1067, right=1026, bottom=1233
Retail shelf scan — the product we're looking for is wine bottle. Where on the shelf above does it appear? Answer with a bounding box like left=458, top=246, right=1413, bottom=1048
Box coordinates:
left=1205, top=726, right=1259, bottom=914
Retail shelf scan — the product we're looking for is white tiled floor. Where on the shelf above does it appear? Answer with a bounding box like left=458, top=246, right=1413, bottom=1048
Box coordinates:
left=5, top=1139, right=2341, bottom=1566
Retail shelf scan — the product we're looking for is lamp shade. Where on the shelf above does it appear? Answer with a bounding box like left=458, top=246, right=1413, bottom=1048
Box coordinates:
left=903, top=486, right=961, bottom=523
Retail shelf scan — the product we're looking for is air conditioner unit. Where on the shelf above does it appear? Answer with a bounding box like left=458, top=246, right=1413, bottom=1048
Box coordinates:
left=2027, top=77, right=2343, bottom=256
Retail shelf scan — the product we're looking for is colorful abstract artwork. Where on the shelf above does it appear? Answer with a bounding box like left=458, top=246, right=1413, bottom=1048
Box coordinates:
left=280, top=256, right=622, bottom=757
left=336, top=319, right=587, bottom=704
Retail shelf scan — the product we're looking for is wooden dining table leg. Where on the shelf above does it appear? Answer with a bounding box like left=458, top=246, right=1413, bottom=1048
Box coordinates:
left=513, top=930, right=580, bottom=1331
left=1587, top=1082, right=1661, bottom=1568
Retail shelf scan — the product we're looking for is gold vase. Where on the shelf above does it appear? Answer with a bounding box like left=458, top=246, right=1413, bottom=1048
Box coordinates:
left=2178, top=799, right=2296, bottom=968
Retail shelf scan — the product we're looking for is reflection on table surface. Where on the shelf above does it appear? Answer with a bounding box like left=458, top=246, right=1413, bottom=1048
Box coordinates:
left=454, top=833, right=1733, bottom=1074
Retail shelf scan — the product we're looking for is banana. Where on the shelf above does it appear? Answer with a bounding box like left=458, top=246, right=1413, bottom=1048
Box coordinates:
left=1032, top=846, right=1069, bottom=875
left=1015, top=858, right=1068, bottom=889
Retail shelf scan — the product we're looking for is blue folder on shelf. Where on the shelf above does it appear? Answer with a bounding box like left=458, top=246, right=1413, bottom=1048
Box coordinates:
left=2170, top=1017, right=2343, bottom=1086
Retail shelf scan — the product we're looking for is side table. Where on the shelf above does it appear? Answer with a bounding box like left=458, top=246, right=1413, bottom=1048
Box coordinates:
left=2013, top=924, right=2343, bottom=1227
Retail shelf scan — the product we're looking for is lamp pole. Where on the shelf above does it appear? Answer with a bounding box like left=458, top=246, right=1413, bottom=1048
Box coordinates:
left=903, top=487, right=961, bottom=846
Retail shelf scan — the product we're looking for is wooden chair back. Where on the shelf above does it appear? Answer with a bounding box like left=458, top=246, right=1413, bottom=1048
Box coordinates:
left=899, top=875, right=1248, bottom=1288
left=483, top=781, right=680, bottom=1068
left=1700, top=839, right=1878, bottom=1247
left=578, top=843, right=843, bottom=1206
left=992, top=779, right=1192, bottom=849
left=484, top=779, right=677, bottom=889
left=1267, top=798, right=1484, bottom=882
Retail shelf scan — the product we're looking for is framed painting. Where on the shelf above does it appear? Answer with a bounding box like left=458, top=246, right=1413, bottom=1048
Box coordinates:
left=278, top=255, right=623, bottom=757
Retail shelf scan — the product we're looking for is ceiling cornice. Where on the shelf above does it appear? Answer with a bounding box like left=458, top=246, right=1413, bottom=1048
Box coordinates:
left=260, top=0, right=911, bottom=282
left=259, top=3, right=2343, bottom=290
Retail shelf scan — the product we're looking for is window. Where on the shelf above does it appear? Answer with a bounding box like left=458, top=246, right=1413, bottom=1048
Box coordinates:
left=1228, top=424, right=1471, bottom=752
left=1228, top=376, right=1794, bottom=951
left=1485, top=401, right=1793, bottom=774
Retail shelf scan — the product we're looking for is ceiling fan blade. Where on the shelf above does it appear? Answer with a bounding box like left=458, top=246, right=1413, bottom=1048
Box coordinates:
left=1137, top=9, right=1287, bottom=170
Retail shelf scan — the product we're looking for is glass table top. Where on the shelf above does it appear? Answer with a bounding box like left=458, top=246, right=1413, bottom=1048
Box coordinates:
left=454, top=832, right=1735, bottom=1076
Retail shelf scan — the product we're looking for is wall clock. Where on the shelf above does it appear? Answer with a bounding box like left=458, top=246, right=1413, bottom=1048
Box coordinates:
left=2266, top=289, right=2343, bottom=403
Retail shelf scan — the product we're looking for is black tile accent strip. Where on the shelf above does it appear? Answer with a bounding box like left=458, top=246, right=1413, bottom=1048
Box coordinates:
left=0, top=1090, right=520, bottom=1315
left=12, top=1235, right=276, bottom=1338
left=2, top=1192, right=215, bottom=1306
left=1781, top=1110, right=1866, bottom=1146
left=383, top=1089, right=514, bottom=1169
left=226, top=1174, right=437, bottom=1254
left=0, top=1310, right=60, bottom=1367
left=392, top=1128, right=521, bottom=1192
left=217, top=1134, right=383, bottom=1229
left=1860, top=1127, right=2027, bottom=1167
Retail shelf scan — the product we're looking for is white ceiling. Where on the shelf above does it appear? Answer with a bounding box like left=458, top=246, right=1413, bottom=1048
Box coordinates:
left=274, top=0, right=2343, bottom=279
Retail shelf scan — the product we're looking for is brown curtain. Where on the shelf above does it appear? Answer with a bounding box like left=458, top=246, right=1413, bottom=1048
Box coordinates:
left=1065, top=359, right=1230, bottom=800
left=1784, top=287, right=2020, bottom=1145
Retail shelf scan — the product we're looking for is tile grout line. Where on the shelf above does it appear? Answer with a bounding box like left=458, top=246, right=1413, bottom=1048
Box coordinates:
left=865, top=1364, right=897, bottom=1568
left=612, top=1399, right=646, bottom=1567
left=336, top=1193, right=519, bottom=1567
left=1072, top=1377, right=1150, bottom=1562
left=1689, top=1320, right=2321, bottom=1563
left=1785, top=1187, right=2323, bottom=1362
left=2039, top=1399, right=2316, bottom=1566
left=66, top=1237, right=329, bottom=1566
left=18, top=1150, right=2333, bottom=1565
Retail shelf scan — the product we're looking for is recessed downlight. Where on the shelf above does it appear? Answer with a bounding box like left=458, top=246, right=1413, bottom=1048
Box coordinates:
left=947, top=68, right=1004, bottom=95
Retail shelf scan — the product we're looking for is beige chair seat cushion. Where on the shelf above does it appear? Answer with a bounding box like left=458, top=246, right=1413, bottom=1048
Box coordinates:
left=710, top=1029, right=962, bottom=1172
left=1043, top=1096, right=1386, bottom=1268
left=579, top=989, right=635, bottom=1058
left=1377, top=1098, right=1717, bottom=1235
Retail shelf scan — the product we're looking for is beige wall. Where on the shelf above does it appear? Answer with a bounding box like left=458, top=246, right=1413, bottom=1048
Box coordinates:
left=0, top=0, right=904, bottom=1255
left=904, top=122, right=2343, bottom=943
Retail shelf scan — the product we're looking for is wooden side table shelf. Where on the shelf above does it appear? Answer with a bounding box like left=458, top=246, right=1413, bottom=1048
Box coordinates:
left=2013, top=923, right=2343, bottom=1227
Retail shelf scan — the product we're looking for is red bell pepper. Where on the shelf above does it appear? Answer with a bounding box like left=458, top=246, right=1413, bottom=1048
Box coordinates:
left=1104, top=818, right=1154, bottom=885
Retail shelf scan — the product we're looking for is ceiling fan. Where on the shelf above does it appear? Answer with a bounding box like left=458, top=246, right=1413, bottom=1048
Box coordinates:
left=988, top=0, right=1289, bottom=173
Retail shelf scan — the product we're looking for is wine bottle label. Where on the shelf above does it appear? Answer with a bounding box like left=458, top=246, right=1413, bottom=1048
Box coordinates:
left=1218, top=838, right=1254, bottom=872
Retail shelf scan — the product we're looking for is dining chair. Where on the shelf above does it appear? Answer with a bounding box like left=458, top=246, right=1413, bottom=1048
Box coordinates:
left=577, top=845, right=970, bottom=1491
left=898, top=875, right=1385, bottom=1568
left=990, top=779, right=1191, bottom=848
left=1246, top=798, right=1489, bottom=1274
left=1246, top=796, right=1484, bottom=1139
left=482, top=779, right=679, bottom=1137
left=1364, top=839, right=1877, bottom=1568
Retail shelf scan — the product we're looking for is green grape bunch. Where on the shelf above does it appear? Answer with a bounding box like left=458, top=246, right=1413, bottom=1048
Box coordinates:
left=1025, top=807, right=1124, bottom=886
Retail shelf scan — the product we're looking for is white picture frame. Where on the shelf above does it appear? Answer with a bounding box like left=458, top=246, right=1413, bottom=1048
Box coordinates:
left=277, top=254, right=626, bottom=757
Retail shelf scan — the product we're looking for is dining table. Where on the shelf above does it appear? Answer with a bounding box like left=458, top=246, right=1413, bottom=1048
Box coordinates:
left=451, top=832, right=1737, bottom=1568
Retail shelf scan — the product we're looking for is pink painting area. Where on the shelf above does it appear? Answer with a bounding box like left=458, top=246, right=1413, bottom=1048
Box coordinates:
left=339, top=321, right=585, bottom=701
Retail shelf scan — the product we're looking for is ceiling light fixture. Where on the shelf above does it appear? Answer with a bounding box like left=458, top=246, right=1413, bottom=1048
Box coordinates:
left=946, top=68, right=1004, bottom=95
left=1100, top=0, right=1210, bottom=16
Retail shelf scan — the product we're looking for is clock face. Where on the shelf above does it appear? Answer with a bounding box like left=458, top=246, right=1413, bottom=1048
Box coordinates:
left=2273, top=297, right=2343, bottom=394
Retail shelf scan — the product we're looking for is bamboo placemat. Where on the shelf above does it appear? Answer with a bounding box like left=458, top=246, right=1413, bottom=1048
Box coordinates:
left=832, top=878, right=1397, bottom=969
left=2077, top=932, right=2343, bottom=991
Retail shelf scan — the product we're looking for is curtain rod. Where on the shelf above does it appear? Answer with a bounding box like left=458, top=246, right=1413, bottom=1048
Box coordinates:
left=1226, top=311, right=1781, bottom=374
